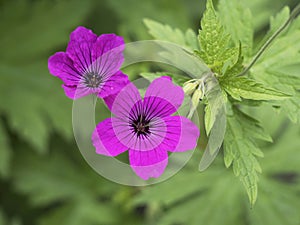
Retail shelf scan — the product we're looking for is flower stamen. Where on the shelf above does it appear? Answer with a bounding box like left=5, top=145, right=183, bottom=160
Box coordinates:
left=83, top=71, right=103, bottom=88
left=131, top=115, right=151, bottom=137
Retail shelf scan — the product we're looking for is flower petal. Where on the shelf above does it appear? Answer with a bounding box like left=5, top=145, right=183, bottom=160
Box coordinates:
left=66, top=27, right=97, bottom=73
left=112, top=116, right=167, bottom=152
left=69, top=26, right=97, bottom=43
left=67, top=41, right=94, bottom=73
left=98, top=71, right=130, bottom=98
left=92, top=118, right=128, bottom=156
left=144, top=77, right=184, bottom=118
left=91, top=34, right=125, bottom=81
left=62, top=84, right=95, bottom=100
left=162, top=116, right=200, bottom=152
left=48, top=52, right=81, bottom=85
left=110, top=82, right=142, bottom=118
left=129, top=148, right=168, bottom=180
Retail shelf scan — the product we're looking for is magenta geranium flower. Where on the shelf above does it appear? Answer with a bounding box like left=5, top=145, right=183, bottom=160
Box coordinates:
left=92, top=77, right=200, bottom=180
left=48, top=26, right=129, bottom=99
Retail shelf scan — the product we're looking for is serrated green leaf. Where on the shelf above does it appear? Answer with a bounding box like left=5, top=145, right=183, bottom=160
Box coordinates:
left=220, top=76, right=290, bottom=101
left=255, top=7, right=290, bottom=53
left=222, top=43, right=244, bottom=77
left=0, top=210, right=5, bottom=225
left=133, top=110, right=300, bottom=224
left=107, top=0, right=192, bottom=42
left=134, top=165, right=244, bottom=225
left=196, top=0, right=239, bottom=74
left=39, top=199, right=118, bottom=225
left=0, top=0, right=92, bottom=63
left=244, top=0, right=294, bottom=32
left=218, top=0, right=253, bottom=57
left=0, top=62, right=73, bottom=153
left=0, top=121, right=11, bottom=177
left=234, top=109, right=273, bottom=142
left=270, top=7, right=290, bottom=36
left=12, top=139, right=120, bottom=225
left=281, top=92, right=300, bottom=123
left=224, top=107, right=270, bottom=205
left=247, top=123, right=300, bottom=225
left=0, top=0, right=89, bottom=153
left=251, top=9, right=300, bottom=123
left=140, top=72, right=190, bottom=86
left=143, top=18, right=199, bottom=51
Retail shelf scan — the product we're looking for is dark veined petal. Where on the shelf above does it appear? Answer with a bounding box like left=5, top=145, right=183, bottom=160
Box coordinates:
left=129, top=147, right=168, bottom=180
left=66, top=27, right=97, bottom=73
left=98, top=71, right=130, bottom=99
left=69, top=26, right=97, bottom=43
left=92, top=34, right=125, bottom=61
left=111, top=116, right=167, bottom=152
left=62, top=84, right=96, bottom=100
left=92, top=118, right=128, bottom=157
left=48, top=52, right=81, bottom=85
left=91, top=34, right=125, bottom=82
left=110, top=82, right=142, bottom=118
left=162, top=116, right=200, bottom=152
left=144, top=77, right=184, bottom=118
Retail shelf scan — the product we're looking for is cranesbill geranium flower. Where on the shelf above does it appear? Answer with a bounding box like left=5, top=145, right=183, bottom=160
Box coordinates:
left=48, top=26, right=128, bottom=99
left=92, top=77, right=200, bottom=180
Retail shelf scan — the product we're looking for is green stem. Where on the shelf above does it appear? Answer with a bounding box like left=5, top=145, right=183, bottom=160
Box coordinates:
left=239, top=3, right=300, bottom=76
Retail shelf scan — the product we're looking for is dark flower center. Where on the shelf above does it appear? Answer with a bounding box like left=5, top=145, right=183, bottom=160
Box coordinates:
left=83, top=71, right=102, bottom=88
left=131, top=114, right=151, bottom=137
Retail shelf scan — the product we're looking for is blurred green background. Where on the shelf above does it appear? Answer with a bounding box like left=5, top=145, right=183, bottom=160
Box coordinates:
left=0, top=0, right=300, bottom=225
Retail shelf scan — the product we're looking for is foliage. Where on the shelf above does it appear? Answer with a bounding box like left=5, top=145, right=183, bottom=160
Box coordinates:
left=1, top=0, right=300, bottom=225
left=141, top=0, right=299, bottom=206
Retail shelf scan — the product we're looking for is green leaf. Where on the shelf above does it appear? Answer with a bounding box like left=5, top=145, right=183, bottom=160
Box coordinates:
left=220, top=76, right=290, bottom=101
left=244, top=0, right=294, bottom=32
left=224, top=107, right=268, bottom=205
left=247, top=123, right=300, bottom=225
left=218, top=0, right=253, bottom=57
left=140, top=72, right=190, bottom=86
left=0, top=210, right=5, bottom=225
left=39, top=200, right=118, bottom=225
left=196, top=0, right=239, bottom=74
left=223, top=43, right=244, bottom=77
left=0, top=121, right=12, bottom=177
left=133, top=163, right=245, bottom=225
left=144, top=19, right=199, bottom=51
left=12, top=139, right=120, bottom=225
left=251, top=8, right=300, bottom=123
left=132, top=107, right=300, bottom=224
left=269, top=7, right=290, bottom=38
left=0, top=0, right=92, bottom=62
left=0, top=0, right=91, bottom=153
left=0, top=62, right=73, bottom=153
left=107, top=0, right=192, bottom=42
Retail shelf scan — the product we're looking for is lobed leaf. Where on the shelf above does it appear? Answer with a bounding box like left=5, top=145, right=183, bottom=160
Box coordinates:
left=220, top=76, right=290, bottom=101
left=223, top=107, right=269, bottom=205
left=140, top=72, right=190, bottom=86
left=218, top=0, right=253, bottom=57
left=196, top=0, right=240, bottom=75
left=251, top=7, right=300, bottom=123
left=144, top=19, right=199, bottom=51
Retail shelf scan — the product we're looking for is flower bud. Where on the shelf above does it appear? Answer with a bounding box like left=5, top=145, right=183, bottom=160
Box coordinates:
left=191, top=88, right=203, bottom=108
left=187, top=88, right=203, bottom=119
left=183, top=82, right=197, bottom=95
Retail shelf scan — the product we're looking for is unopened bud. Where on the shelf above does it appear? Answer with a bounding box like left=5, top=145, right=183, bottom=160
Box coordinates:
left=191, top=89, right=203, bottom=108
left=187, top=88, right=203, bottom=119
left=183, top=82, right=197, bottom=95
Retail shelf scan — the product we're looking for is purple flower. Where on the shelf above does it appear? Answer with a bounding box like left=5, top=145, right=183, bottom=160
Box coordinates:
left=92, top=77, right=200, bottom=180
left=48, top=26, right=129, bottom=99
